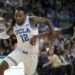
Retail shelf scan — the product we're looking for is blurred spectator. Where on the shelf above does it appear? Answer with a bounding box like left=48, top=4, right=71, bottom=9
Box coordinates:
left=0, top=39, right=13, bottom=56
left=0, top=17, right=6, bottom=32
left=61, top=50, right=72, bottom=75
left=37, top=47, right=51, bottom=75
left=48, top=46, right=66, bottom=75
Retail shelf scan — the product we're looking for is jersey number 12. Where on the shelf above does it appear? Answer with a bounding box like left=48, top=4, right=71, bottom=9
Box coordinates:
left=20, top=34, right=29, bottom=42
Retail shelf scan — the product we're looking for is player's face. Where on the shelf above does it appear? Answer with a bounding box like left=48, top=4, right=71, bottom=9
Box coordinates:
left=14, top=10, right=25, bottom=25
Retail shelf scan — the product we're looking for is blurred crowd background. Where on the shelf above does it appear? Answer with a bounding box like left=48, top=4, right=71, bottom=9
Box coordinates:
left=0, top=0, right=75, bottom=75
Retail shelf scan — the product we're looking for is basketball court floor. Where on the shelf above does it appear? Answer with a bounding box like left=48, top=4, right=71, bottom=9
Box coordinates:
left=0, top=57, right=25, bottom=75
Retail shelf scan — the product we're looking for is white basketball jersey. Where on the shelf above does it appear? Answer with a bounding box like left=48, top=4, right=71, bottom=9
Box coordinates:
left=13, top=16, right=39, bottom=53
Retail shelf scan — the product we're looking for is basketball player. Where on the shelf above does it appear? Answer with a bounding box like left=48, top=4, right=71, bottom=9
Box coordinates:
left=0, top=6, right=54, bottom=75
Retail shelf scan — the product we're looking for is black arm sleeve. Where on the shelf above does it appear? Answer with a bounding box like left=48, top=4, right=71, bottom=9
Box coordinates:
left=61, top=26, right=74, bottom=36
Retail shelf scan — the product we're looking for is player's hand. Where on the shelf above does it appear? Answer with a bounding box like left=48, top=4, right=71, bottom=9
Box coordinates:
left=30, top=36, right=36, bottom=45
left=50, top=30, right=61, bottom=39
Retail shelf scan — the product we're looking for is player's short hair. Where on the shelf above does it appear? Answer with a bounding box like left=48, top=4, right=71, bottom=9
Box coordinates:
left=14, top=6, right=28, bottom=14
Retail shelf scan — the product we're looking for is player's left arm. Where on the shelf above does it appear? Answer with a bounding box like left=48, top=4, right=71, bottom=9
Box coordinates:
left=30, top=17, right=55, bottom=45
left=30, top=17, right=54, bottom=34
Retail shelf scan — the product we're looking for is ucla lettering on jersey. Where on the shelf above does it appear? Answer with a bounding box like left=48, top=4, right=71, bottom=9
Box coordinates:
left=15, top=28, right=31, bottom=35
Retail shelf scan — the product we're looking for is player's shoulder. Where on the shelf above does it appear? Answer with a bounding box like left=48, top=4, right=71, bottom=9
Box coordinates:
left=29, top=15, right=48, bottom=22
left=29, top=15, right=36, bottom=18
left=29, top=16, right=42, bottom=19
left=29, top=16, right=43, bottom=23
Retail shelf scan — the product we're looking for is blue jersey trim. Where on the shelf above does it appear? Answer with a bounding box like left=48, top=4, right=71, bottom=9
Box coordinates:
left=7, top=56, right=17, bottom=66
